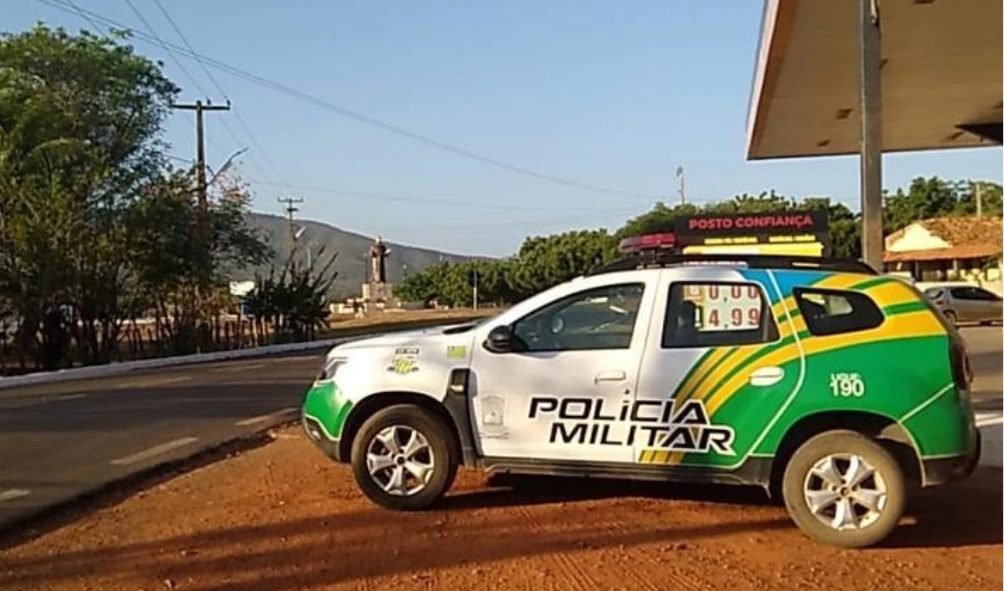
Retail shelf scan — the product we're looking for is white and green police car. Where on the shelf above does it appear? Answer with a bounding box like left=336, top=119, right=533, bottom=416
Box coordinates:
left=301, top=246, right=980, bottom=548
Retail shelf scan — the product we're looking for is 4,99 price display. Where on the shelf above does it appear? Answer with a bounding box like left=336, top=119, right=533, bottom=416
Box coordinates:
left=685, top=284, right=763, bottom=331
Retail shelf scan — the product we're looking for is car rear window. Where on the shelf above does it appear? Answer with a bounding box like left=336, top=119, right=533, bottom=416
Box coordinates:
left=793, top=288, right=884, bottom=336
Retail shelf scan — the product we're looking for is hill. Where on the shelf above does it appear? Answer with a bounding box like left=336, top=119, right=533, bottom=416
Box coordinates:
left=232, top=213, right=476, bottom=300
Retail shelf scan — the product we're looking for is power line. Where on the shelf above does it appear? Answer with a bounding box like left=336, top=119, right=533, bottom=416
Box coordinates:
left=35, top=0, right=662, bottom=202
left=245, top=178, right=637, bottom=213
left=147, top=0, right=290, bottom=186
left=117, top=0, right=273, bottom=183
left=148, top=0, right=226, bottom=98
left=61, top=0, right=103, bottom=33
left=121, top=0, right=209, bottom=98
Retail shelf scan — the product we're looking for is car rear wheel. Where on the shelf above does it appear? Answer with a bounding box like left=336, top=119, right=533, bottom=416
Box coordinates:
left=350, top=404, right=458, bottom=511
left=781, top=430, right=905, bottom=548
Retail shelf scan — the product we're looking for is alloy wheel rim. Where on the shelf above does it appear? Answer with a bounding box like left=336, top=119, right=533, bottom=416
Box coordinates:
left=803, top=453, right=888, bottom=531
left=366, top=425, right=435, bottom=497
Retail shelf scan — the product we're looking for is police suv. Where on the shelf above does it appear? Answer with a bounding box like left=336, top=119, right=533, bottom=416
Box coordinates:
left=301, top=241, right=980, bottom=548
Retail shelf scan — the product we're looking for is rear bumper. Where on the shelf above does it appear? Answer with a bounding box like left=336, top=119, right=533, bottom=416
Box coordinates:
left=922, top=429, right=981, bottom=486
left=302, top=411, right=343, bottom=462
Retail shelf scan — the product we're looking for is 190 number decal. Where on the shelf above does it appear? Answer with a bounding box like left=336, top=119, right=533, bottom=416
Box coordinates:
left=829, top=372, right=865, bottom=397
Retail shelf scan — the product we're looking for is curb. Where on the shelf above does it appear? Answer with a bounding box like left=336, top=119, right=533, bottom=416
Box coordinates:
left=0, top=338, right=344, bottom=391
left=0, top=317, right=480, bottom=391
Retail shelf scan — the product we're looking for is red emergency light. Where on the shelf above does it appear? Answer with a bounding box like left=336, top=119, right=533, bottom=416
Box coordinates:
left=618, top=232, right=677, bottom=253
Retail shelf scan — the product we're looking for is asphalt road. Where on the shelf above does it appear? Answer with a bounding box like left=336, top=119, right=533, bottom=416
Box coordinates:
left=0, top=327, right=1000, bottom=533
left=0, top=349, right=329, bottom=531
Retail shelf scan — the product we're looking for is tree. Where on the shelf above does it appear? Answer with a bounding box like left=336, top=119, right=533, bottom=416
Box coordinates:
left=245, top=244, right=339, bottom=343
left=130, top=167, right=270, bottom=354
left=883, top=176, right=958, bottom=232
left=703, top=190, right=795, bottom=214
left=0, top=25, right=271, bottom=367
left=800, top=197, right=861, bottom=259
left=954, top=181, right=1003, bottom=218
left=0, top=25, right=180, bottom=367
left=395, top=268, right=439, bottom=307
left=506, top=230, right=618, bottom=300
left=616, top=202, right=699, bottom=241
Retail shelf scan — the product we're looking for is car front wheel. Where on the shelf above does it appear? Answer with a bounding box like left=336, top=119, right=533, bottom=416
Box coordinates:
left=350, top=404, right=458, bottom=511
left=782, top=430, right=906, bottom=548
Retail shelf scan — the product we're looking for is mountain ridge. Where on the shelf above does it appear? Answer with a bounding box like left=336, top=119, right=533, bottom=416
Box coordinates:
left=231, top=212, right=479, bottom=299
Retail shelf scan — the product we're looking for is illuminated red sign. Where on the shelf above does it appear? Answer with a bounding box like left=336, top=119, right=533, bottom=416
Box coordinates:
left=675, top=211, right=828, bottom=242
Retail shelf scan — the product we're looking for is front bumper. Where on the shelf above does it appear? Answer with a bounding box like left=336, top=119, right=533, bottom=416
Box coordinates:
left=302, top=411, right=343, bottom=462
left=922, top=429, right=982, bottom=487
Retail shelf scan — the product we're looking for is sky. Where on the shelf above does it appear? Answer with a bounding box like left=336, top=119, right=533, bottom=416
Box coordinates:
left=5, top=0, right=1003, bottom=257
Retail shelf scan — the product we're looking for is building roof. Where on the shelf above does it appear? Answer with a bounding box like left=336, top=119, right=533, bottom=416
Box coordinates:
left=883, top=216, right=1003, bottom=262
left=746, top=0, right=1003, bottom=160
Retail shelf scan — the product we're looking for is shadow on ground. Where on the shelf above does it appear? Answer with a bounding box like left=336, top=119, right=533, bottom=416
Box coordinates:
left=886, top=466, right=1003, bottom=549
left=0, top=500, right=790, bottom=591
left=448, top=472, right=774, bottom=510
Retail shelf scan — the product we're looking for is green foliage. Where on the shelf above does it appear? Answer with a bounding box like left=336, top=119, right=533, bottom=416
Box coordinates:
left=245, top=246, right=339, bottom=343
left=506, top=230, right=619, bottom=300
left=884, top=177, right=1002, bottom=231
left=398, top=178, right=1000, bottom=308
left=0, top=25, right=271, bottom=369
left=394, top=271, right=438, bottom=307
left=616, top=202, right=699, bottom=239
left=395, top=230, right=616, bottom=308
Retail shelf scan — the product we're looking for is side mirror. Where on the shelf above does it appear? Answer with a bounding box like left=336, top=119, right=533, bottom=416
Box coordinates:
left=484, top=325, right=513, bottom=353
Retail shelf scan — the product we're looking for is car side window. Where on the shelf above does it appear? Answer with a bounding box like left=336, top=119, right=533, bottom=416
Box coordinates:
left=663, top=282, right=779, bottom=348
left=511, top=283, right=645, bottom=352
left=950, top=287, right=972, bottom=300
left=971, top=288, right=1002, bottom=301
left=794, top=288, right=884, bottom=336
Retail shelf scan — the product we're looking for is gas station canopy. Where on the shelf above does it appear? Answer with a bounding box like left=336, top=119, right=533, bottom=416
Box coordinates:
left=746, top=0, right=1003, bottom=160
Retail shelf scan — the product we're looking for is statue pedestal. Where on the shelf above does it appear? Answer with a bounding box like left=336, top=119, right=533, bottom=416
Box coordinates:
left=362, top=281, right=394, bottom=313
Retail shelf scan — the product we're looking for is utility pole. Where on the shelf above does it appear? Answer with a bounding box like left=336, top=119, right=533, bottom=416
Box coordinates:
left=468, top=268, right=480, bottom=310
left=676, top=166, right=686, bottom=205
left=171, top=99, right=232, bottom=213
left=975, top=181, right=983, bottom=218
left=278, top=197, right=304, bottom=253
left=473, top=271, right=479, bottom=311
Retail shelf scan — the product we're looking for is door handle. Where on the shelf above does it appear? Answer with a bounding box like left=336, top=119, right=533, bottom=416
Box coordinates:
left=594, top=370, right=627, bottom=384
left=749, top=366, right=784, bottom=387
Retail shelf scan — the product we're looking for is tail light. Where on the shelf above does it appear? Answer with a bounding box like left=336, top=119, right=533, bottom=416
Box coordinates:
left=949, top=335, right=972, bottom=392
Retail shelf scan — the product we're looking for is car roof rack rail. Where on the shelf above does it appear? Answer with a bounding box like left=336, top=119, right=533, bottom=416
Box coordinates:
left=587, top=252, right=879, bottom=276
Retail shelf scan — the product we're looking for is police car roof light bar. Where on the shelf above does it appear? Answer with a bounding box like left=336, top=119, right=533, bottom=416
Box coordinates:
left=588, top=252, right=878, bottom=276
left=618, top=232, right=676, bottom=253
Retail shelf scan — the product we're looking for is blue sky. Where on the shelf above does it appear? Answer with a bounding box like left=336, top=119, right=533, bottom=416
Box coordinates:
left=7, top=0, right=1003, bottom=257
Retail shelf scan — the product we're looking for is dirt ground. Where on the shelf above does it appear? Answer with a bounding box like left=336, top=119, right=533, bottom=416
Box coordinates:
left=1, top=427, right=1000, bottom=591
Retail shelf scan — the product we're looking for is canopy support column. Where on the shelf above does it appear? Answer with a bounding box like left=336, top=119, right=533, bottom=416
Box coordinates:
left=859, top=0, right=884, bottom=271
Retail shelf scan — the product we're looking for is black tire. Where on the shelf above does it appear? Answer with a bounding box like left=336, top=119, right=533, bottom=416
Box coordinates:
left=350, top=403, right=458, bottom=511
left=781, top=430, right=905, bottom=549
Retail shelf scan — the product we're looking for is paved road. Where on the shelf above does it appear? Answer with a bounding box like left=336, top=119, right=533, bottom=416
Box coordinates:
left=0, top=350, right=328, bottom=531
left=0, top=327, right=1000, bottom=533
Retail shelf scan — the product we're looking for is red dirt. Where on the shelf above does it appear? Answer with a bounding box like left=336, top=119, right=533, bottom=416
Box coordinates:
left=1, top=427, right=1000, bottom=591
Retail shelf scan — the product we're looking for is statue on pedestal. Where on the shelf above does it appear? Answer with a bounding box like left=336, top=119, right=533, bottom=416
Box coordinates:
left=368, top=236, right=391, bottom=285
